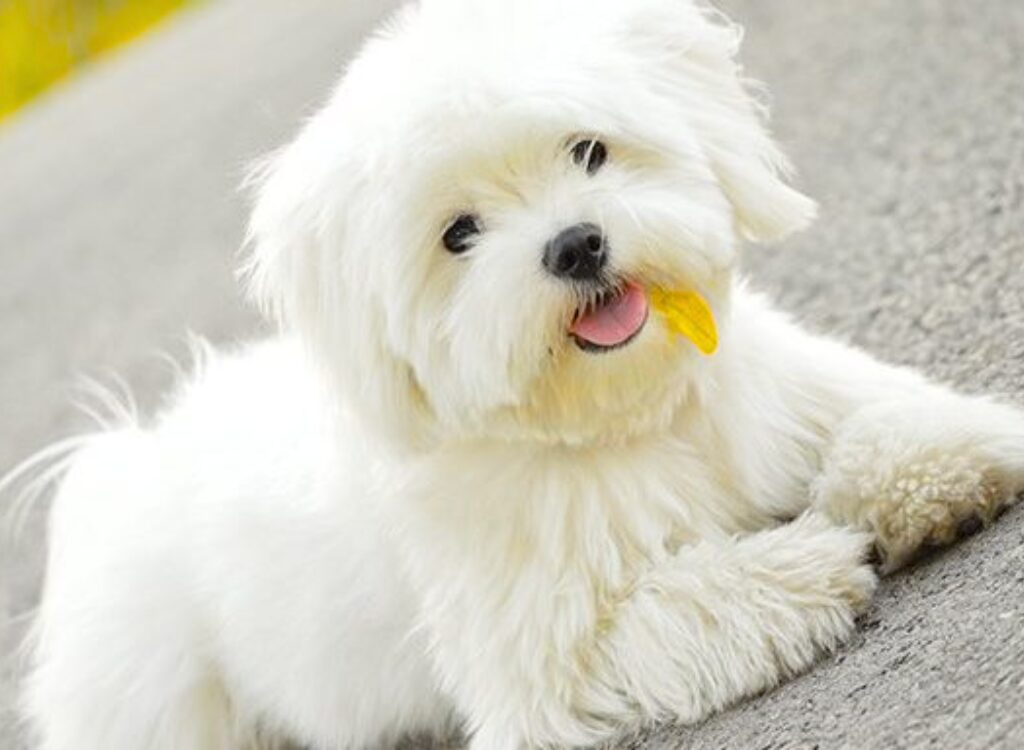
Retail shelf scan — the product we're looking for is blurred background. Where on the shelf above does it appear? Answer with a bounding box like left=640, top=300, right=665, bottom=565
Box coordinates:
left=1, top=0, right=196, bottom=119
left=1, top=1, right=1023, bottom=749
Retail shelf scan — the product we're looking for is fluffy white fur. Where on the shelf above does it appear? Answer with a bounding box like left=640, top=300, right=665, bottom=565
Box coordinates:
left=14, top=1, right=1024, bottom=748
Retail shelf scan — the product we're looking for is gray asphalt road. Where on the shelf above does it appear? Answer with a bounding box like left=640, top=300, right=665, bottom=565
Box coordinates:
left=2, top=1, right=1023, bottom=748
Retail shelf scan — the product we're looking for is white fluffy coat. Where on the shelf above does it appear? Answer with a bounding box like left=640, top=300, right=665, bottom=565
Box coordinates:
left=15, top=1, right=1024, bottom=748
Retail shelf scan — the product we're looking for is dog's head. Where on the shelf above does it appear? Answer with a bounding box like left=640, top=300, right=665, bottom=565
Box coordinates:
left=245, top=0, right=814, bottom=448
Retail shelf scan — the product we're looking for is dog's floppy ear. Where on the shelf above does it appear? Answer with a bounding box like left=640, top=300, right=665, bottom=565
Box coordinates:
left=628, top=1, right=817, bottom=242
left=242, top=110, right=436, bottom=451
left=242, top=133, right=327, bottom=330
left=691, top=22, right=817, bottom=243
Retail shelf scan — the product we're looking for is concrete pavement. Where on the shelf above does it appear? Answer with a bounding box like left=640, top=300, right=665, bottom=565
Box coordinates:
left=2, top=1, right=1023, bottom=747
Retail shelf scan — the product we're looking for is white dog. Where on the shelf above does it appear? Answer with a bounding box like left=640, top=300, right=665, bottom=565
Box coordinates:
left=14, top=0, right=1024, bottom=748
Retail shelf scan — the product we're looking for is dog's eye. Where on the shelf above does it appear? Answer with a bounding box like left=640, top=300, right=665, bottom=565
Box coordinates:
left=570, top=139, right=608, bottom=175
left=442, top=214, right=482, bottom=254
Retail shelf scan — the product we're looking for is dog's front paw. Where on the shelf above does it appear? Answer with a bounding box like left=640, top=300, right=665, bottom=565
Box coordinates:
left=814, top=396, right=1024, bottom=571
left=742, top=513, right=877, bottom=670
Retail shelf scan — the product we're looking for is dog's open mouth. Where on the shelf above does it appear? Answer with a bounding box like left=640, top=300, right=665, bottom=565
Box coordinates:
left=570, top=282, right=649, bottom=353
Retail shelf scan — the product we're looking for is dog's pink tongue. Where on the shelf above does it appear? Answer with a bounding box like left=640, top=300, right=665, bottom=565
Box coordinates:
left=570, top=283, right=648, bottom=347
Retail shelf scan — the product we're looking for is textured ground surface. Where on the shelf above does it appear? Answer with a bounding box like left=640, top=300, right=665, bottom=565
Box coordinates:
left=2, top=1, right=1023, bottom=748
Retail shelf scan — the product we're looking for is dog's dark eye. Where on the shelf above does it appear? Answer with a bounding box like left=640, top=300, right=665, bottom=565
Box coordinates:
left=442, top=214, right=481, bottom=254
left=570, top=139, right=608, bottom=175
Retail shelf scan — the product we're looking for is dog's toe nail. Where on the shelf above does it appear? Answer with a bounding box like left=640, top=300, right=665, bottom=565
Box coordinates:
left=957, top=515, right=983, bottom=537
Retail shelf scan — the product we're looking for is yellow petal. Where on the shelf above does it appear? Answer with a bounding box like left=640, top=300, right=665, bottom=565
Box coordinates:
left=649, top=287, right=718, bottom=355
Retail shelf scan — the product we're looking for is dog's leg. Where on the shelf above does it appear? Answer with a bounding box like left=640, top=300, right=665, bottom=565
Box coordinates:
left=733, top=296, right=1024, bottom=572
left=811, top=393, right=1024, bottom=571
left=464, top=513, right=875, bottom=749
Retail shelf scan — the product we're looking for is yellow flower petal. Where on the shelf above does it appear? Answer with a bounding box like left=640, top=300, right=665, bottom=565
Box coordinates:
left=649, top=287, right=718, bottom=355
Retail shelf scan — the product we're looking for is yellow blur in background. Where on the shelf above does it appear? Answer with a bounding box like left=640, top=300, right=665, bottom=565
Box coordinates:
left=0, top=0, right=194, bottom=120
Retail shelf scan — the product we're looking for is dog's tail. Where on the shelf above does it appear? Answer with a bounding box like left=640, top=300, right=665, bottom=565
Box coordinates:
left=0, top=435, right=90, bottom=545
left=0, top=375, right=141, bottom=545
left=0, top=332, right=220, bottom=542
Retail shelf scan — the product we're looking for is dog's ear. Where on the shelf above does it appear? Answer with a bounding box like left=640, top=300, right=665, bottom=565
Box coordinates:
left=627, top=2, right=817, bottom=242
left=691, top=24, right=818, bottom=243
left=242, top=134, right=326, bottom=330
left=242, top=112, right=436, bottom=451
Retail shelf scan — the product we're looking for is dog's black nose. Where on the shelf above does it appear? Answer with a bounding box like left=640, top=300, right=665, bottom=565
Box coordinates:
left=543, top=223, right=607, bottom=281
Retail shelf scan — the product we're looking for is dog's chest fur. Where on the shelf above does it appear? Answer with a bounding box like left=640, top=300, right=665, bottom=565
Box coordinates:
left=387, top=399, right=815, bottom=711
